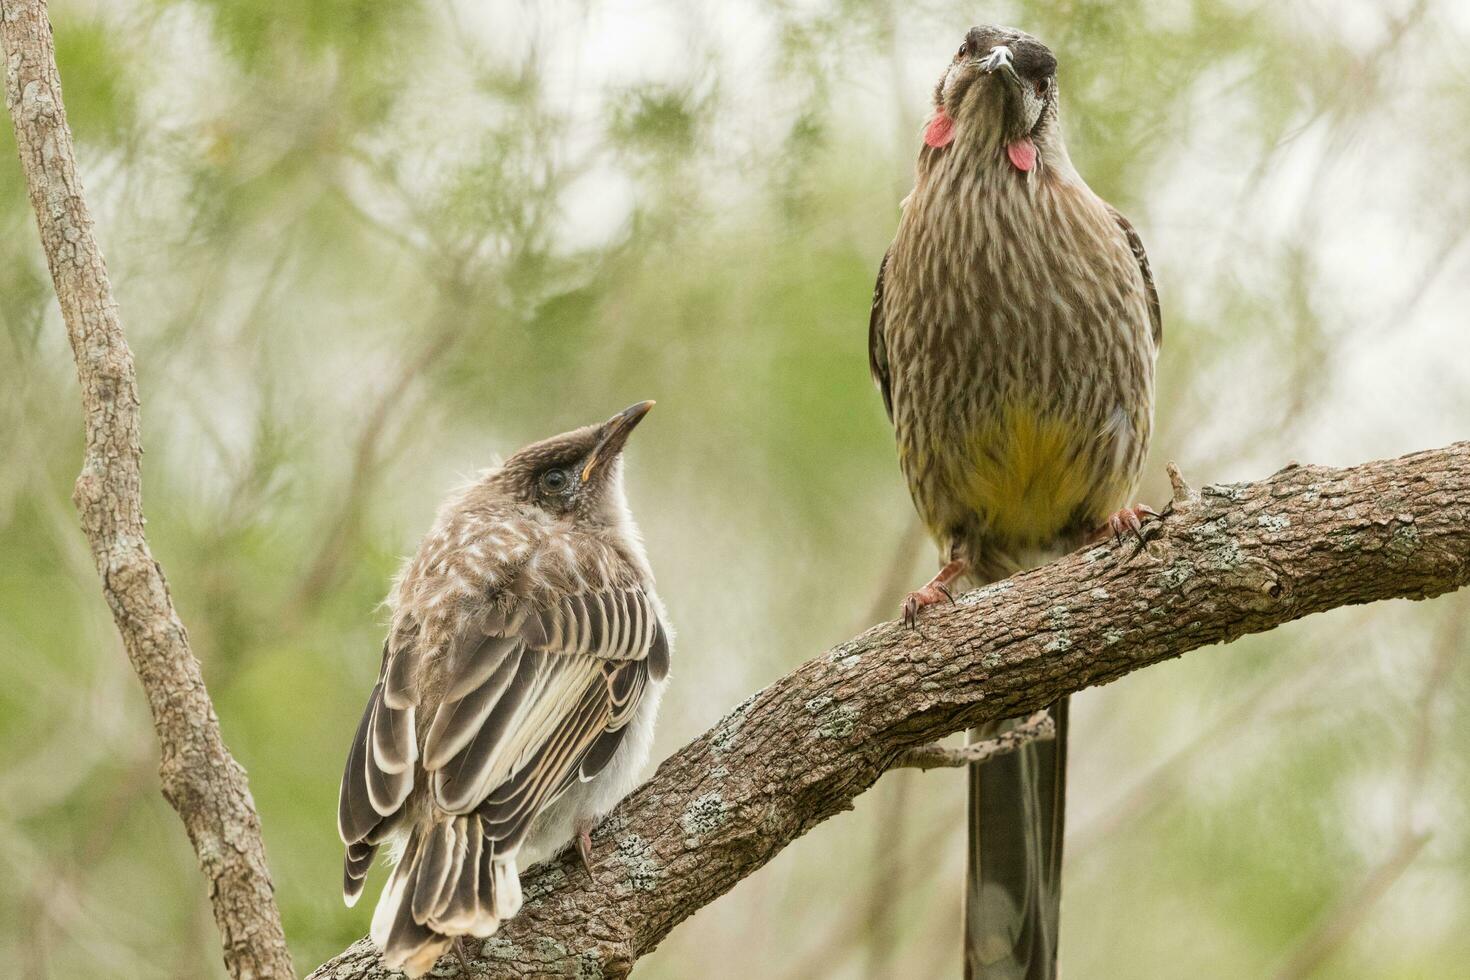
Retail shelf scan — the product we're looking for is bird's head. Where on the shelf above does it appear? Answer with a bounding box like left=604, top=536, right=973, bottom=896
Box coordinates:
left=493, top=401, right=656, bottom=527
left=924, top=26, right=1060, bottom=174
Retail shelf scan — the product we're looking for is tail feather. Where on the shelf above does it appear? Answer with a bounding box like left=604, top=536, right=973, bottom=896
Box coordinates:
left=433, top=824, right=483, bottom=933
left=409, top=819, right=457, bottom=924
left=966, top=697, right=1068, bottom=980
left=369, top=815, right=522, bottom=977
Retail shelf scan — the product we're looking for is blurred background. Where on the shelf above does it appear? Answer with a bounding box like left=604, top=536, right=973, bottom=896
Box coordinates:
left=2, top=0, right=1468, bottom=977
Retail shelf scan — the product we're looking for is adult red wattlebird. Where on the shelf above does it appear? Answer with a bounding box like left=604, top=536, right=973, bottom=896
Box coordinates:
left=336, top=402, right=671, bottom=977
left=868, top=26, right=1161, bottom=979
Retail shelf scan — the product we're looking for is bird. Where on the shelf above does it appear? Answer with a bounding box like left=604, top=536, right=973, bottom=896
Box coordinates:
left=867, top=26, right=1161, bottom=979
left=335, top=401, right=672, bottom=977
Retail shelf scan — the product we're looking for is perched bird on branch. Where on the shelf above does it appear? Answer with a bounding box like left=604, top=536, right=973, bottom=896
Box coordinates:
left=868, top=26, right=1161, bottom=979
left=336, top=402, right=671, bottom=977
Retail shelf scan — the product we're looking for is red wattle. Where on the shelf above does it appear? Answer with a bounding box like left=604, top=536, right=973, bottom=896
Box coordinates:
left=1007, top=138, right=1037, bottom=172
left=924, top=110, right=955, bottom=148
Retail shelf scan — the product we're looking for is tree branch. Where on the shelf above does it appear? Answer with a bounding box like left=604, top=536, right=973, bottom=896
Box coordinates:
left=894, top=710, right=1055, bottom=771
left=0, top=3, right=292, bottom=978
left=312, top=443, right=1470, bottom=979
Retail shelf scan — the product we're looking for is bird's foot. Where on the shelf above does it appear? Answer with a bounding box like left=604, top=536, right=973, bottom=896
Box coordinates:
left=576, top=821, right=596, bottom=879
left=901, top=558, right=968, bottom=628
left=901, top=583, right=953, bottom=628
left=452, top=937, right=478, bottom=976
left=1093, top=504, right=1163, bottom=549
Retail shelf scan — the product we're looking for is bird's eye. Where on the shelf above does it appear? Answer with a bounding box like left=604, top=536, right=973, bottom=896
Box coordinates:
left=1037, top=76, right=1052, bottom=97
left=539, top=468, right=570, bottom=493
left=956, top=42, right=969, bottom=59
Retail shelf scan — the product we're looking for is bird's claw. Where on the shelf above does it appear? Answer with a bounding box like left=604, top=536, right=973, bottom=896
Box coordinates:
left=452, top=937, right=478, bottom=976
left=576, top=824, right=595, bottom=879
left=902, top=583, right=951, bottom=628
left=1101, top=503, right=1163, bottom=551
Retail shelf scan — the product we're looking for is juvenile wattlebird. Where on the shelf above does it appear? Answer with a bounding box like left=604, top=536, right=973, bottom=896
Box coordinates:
left=868, top=26, right=1161, bottom=979
left=336, top=402, right=671, bottom=977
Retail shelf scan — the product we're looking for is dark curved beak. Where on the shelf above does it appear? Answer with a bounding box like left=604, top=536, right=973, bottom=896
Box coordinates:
left=581, top=400, right=656, bottom=481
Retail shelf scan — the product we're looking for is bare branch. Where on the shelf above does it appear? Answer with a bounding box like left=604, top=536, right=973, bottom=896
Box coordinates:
left=895, top=711, right=1056, bottom=771
left=1166, top=459, right=1197, bottom=512
left=312, top=441, right=1470, bottom=979
left=0, top=3, right=292, bottom=978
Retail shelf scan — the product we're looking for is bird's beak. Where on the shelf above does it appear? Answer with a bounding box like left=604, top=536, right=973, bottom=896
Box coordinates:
left=581, top=400, right=656, bottom=481
left=979, top=45, right=1019, bottom=84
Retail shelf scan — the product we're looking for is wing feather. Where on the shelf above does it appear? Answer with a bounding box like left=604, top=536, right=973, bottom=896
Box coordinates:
left=869, top=247, right=895, bottom=422
left=1108, top=205, right=1162, bottom=349
left=383, top=643, right=415, bottom=709
left=338, top=682, right=383, bottom=845
left=339, top=637, right=420, bottom=858
left=444, top=634, right=520, bottom=702
left=364, top=695, right=415, bottom=815
left=422, top=582, right=669, bottom=851
left=578, top=726, right=626, bottom=782
left=479, top=673, right=610, bottom=850
left=648, top=620, right=670, bottom=682
left=343, top=840, right=377, bottom=907
left=576, top=593, right=593, bottom=655
left=629, top=589, right=645, bottom=657
left=605, top=660, right=645, bottom=727
left=370, top=694, right=417, bottom=775
left=606, top=591, right=625, bottom=658
left=431, top=651, right=545, bottom=812
left=424, top=645, right=524, bottom=770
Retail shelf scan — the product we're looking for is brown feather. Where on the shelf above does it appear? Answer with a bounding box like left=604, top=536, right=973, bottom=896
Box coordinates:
left=338, top=684, right=386, bottom=844
left=423, top=645, right=524, bottom=770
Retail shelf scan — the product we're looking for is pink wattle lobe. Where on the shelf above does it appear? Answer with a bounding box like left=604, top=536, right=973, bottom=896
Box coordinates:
left=1007, top=137, right=1037, bottom=172
left=924, top=109, right=955, bottom=148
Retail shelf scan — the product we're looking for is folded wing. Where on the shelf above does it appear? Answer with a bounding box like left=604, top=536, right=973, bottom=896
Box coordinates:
left=425, top=585, right=668, bottom=853
left=338, top=583, right=669, bottom=974
left=337, top=632, right=420, bottom=906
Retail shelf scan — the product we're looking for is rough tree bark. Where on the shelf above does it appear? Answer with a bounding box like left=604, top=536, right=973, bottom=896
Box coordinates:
left=0, top=3, right=293, bottom=978
left=312, top=445, right=1470, bottom=979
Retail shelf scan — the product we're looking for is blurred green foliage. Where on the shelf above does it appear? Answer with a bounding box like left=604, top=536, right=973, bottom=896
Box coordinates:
left=3, top=1, right=1469, bottom=978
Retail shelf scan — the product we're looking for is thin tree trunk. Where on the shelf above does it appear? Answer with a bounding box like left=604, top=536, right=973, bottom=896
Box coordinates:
left=0, top=3, right=293, bottom=977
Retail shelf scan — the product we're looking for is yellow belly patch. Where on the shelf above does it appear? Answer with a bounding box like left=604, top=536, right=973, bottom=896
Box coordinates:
left=947, top=404, right=1104, bottom=545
